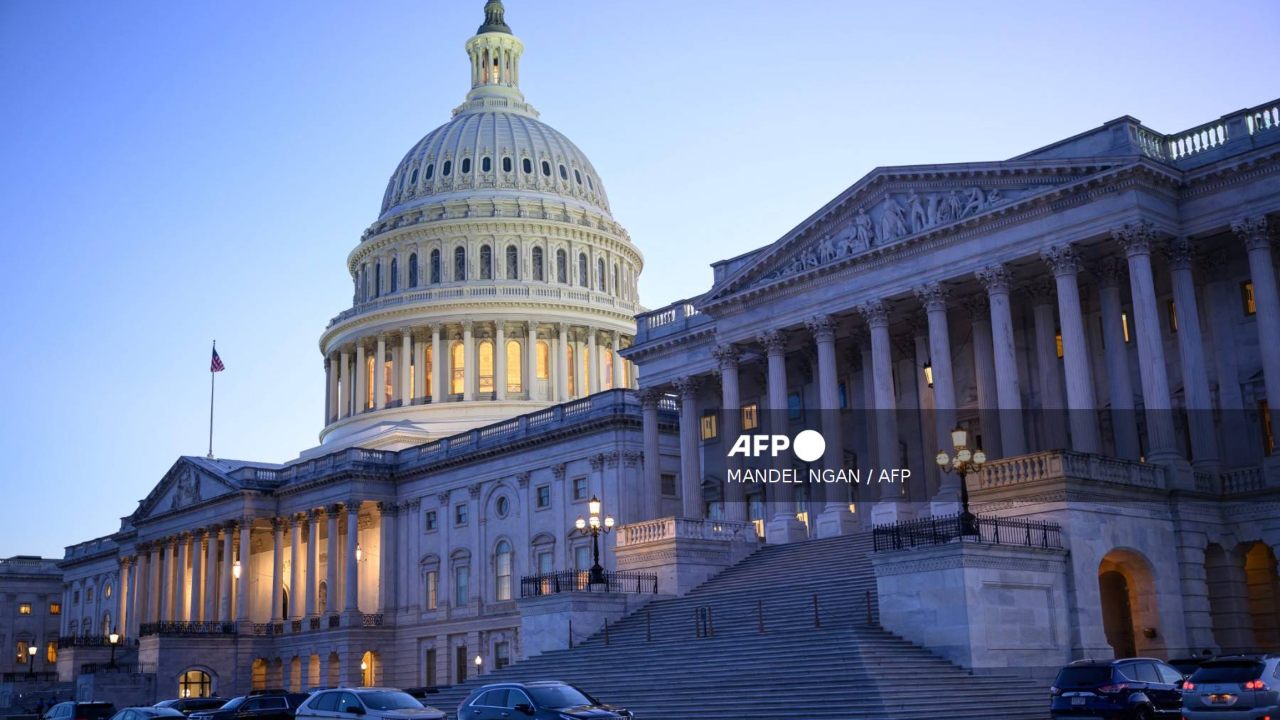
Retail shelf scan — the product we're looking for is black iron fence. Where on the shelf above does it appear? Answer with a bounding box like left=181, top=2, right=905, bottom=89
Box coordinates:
left=520, top=570, right=658, bottom=598
left=2, top=671, right=57, bottom=682
left=138, top=621, right=235, bottom=637
left=80, top=662, right=138, bottom=674
left=873, top=513, right=1063, bottom=551
left=57, top=635, right=138, bottom=649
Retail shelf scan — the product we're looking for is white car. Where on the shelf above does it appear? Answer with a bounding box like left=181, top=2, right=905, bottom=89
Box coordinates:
left=294, top=689, right=444, bottom=720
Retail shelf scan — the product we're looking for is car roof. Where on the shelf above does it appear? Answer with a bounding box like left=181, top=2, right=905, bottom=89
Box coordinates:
left=1067, top=657, right=1167, bottom=666
left=476, top=681, right=569, bottom=690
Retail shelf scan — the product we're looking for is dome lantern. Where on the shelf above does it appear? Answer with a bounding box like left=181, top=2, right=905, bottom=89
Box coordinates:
left=464, top=0, right=526, bottom=110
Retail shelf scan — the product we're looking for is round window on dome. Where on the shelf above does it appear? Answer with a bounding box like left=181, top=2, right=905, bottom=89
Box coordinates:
left=496, top=496, right=510, bottom=518
left=522, top=158, right=533, bottom=174
left=541, top=160, right=551, bottom=177
left=482, top=157, right=492, bottom=173
left=574, top=169, right=582, bottom=185
left=442, top=160, right=452, bottom=177
left=503, top=157, right=513, bottom=173
left=461, top=158, right=471, bottom=174
left=559, top=164, right=568, bottom=180
left=425, top=164, right=435, bottom=180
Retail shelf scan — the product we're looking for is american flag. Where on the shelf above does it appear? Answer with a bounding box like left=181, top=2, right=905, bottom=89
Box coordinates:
left=210, top=346, right=225, bottom=373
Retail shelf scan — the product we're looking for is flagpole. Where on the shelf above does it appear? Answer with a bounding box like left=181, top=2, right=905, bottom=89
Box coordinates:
left=208, top=339, right=216, bottom=459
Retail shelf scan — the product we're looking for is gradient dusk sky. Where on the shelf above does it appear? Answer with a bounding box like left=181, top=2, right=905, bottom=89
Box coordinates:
left=1, top=0, right=1277, bottom=557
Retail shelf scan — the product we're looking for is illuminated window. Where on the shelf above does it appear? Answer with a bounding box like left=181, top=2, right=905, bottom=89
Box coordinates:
left=1167, top=299, right=1178, bottom=333
left=602, top=349, right=614, bottom=389
left=1262, top=400, right=1275, bottom=457
left=1121, top=312, right=1132, bottom=344
left=1243, top=281, right=1257, bottom=315
left=701, top=411, right=719, bottom=441
left=505, top=245, right=519, bottom=280
left=16, top=641, right=29, bottom=664
left=366, top=355, right=375, bottom=408
left=478, top=340, right=495, bottom=394
left=567, top=344, right=576, bottom=396
left=742, top=403, right=760, bottom=431
left=383, top=354, right=393, bottom=406
left=480, top=244, right=493, bottom=280
left=425, top=346, right=433, bottom=400
left=495, top=541, right=513, bottom=601
left=536, top=340, right=550, bottom=380
left=45, top=641, right=56, bottom=664
left=1055, top=332, right=1064, bottom=359
left=532, top=247, right=544, bottom=281
left=450, top=341, right=465, bottom=395
left=572, top=477, right=588, bottom=500
left=49, top=602, right=61, bottom=615
left=103, top=584, right=111, bottom=600
left=495, top=641, right=510, bottom=670
left=179, top=669, right=212, bottom=699
left=18, top=603, right=31, bottom=615
left=425, top=570, right=438, bottom=610
left=506, top=340, right=522, bottom=393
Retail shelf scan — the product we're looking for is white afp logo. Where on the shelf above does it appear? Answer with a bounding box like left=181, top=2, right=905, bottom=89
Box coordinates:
left=727, top=429, right=826, bottom=462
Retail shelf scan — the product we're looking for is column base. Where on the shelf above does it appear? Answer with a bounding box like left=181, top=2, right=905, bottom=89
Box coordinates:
left=871, top=501, right=916, bottom=526
left=815, top=504, right=857, bottom=538
left=765, top=515, right=809, bottom=544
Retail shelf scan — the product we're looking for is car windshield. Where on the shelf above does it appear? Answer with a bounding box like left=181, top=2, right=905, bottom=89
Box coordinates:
left=356, top=693, right=422, bottom=711
left=219, top=698, right=246, bottom=712
left=1054, top=666, right=1113, bottom=687
left=1191, top=661, right=1265, bottom=683
left=526, top=686, right=593, bottom=709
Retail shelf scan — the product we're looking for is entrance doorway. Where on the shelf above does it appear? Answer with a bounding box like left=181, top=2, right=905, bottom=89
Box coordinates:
left=1098, top=548, right=1163, bottom=658
left=1099, top=570, right=1136, bottom=658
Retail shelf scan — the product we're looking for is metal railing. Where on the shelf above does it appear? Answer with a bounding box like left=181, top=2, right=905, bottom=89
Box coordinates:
left=361, top=613, right=384, bottom=627
left=57, top=635, right=138, bottom=648
left=873, top=513, right=1063, bottom=552
left=520, top=570, right=658, bottom=597
left=2, top=671, right=57, bottom=682
left=139, top=621, right=235, bottom=637
left=80, top=662, right=137, bottom=674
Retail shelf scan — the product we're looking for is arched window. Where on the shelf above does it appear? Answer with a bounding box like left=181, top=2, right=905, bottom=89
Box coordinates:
left=425, top=163, right=434, bottom=180
left=495, top=540, right=513, bottom=602
left=578, top=253, right=588, bottom=288
left=480, top=245, right=493, bottom=280
left=374, top=262, right=382, bottom=298
left=522, top=157, right=533, bottom=174
left=532, top=247, right=544, bottom=281
left=454, top=247, right=467, bottom=281
left=558, top=164, right=568, bottom=180
left=556, top=249, right=568, bottom=283
left=408, top=253, right=418, bottom=287
left=478, top=340, right=494, bottom=394
left=390, top=258, right=399, bottom=293
left=450, top=341, right=465, bottom=395
left=541, top=160, right=552, bottom=177
left=536, top=340, right=550, bottom=380
left=597, top=258, right=606, bottom=291
left=430, top=249, right=441, bottom=284
left=179, top=669, right=212, bottom=699
left=505, top=245, right=519, bottom=280
left=506, top=339, right=522, bottom=393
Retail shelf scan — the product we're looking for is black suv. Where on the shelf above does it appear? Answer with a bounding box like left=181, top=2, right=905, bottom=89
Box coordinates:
left=188, top=693, right=309, bottom=720
left=1050, top=658, right=1185, bottom=719
left=458, top=682, right=631, bottom=719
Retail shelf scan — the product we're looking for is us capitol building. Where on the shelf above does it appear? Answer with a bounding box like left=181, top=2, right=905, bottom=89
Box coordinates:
left=27, top=0, right=1280, bottom=707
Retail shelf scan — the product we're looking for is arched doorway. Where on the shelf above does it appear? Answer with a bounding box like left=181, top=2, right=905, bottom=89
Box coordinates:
left=1244, top=542, right=1280, bottom=651
left=1098, top=548, right=1163, bottom=658
left=178, top=668, right=213, bottom=698
left=360, top=650, right=376, bottom=687
left=251, top=659, right=267, bottom=691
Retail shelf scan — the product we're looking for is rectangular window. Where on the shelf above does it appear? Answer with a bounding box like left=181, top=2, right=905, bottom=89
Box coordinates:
left=49, top=602, right=61, bottom=615
left=45, top=641, right=56, bottom=664
left=425, top=570, right=438, bottom=610
left=85, top=588, right=93, bottom=602
left=535, top=484, right=551, bottom=508
left=741, top=403, right=759, bottom=431
left=495, top=641, right=511, bottom=670
left=425, top=649, right=437, bottom=687
left=1262, top=400, right=1275, bottom=457
left=454, top=503, right=468, bottom=527
left=574, top=546, right=591, bottom=572
left=18, top=603, right=32, bottom=615
left=536, top=551, right=553, bottom=575
left=1121, top=312, right=1132, bottom=344
left=700, top=411, right=718, bottom=441
left=1243, top=281, right=1257, bottom=315
left=16, top=641, right=29, bottom=664
left=572, top=476, right=588, bottom=501
left=1055, top=331, right=1064, bottom=359
left=1167, top=299, right=1178, bottom=333
left=661, top=473, right=677, bottom=497
left=787, top=392, right=803, bottom=422
left=424, top=510, right=438, bottom=532
left=455, top=645, right=468, bottom=684
left=453, top=565, right=470, bottom=607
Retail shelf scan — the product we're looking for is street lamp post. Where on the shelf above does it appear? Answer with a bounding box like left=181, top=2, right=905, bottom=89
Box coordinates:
left=935, top=425, right=987, bottom=537
left=108, top=629, right=120, bottom=669
left=27, top=644, right=37, bottom=677
left=573, top=496, right=615, bottom=586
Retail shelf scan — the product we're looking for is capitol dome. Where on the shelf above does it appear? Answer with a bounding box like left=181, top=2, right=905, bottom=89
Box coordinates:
left=312, top=0, right=643, bottom=454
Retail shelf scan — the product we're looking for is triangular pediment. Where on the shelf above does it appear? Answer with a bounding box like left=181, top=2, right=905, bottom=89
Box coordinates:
left=133, top=457, right=242, bottom=521
left=703, top=159, right=1132, bottom=304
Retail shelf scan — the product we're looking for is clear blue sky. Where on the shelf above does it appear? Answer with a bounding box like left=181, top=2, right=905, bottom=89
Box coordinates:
left=1, top=0, right=1276, bottom=558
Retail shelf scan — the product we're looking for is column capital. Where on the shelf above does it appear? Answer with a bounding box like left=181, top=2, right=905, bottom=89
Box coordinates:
left=858, top=299, right=891, bottom=328
left=1112, top=220, right=1159, bottom=257
left=976, top=263, right=1012, bottom=294
left=1232, top=215, right=1272, bottom=251
left=326, top=503, right=343, bottom=516
left=377, top=500, right=398, bottom=516
left=712, top=341, right=740, bottom=369
left=913, top=283, right=950, bottom=312
left=1163, top=237, right=1197, bottom=271
left=806, top=314, right=837, bottom=343
left=461, top=319, right=474, bottom=332
left=272, top=516, right=289, bottom=532
left=402, top=327, right=415, bottom=340
left=557, top=322, right=570, bottom=336
left=1093, top=256, right=1129, bottom=288
left=312, top=507, right=329, bottom=521
left=757, top=329, right=787, bottom=356
left=673, top=375, right=701, bottom=399
left=526, top=320, right=538, bottom=337
left=345, top=499, right=363, bottom=514
left=636, top=386, right=663, bottom=409
left=1041, top=244, right=1083, bottom=277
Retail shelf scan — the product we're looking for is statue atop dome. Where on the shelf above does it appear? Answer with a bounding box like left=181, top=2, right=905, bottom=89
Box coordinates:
left=477, top=0, right=511, bottom=35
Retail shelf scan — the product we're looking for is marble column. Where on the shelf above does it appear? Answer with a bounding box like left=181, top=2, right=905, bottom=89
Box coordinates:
left=977, top=264, right=1027, bottom=456
left=203, top=526, right=218, bottom=622
left=355, top=343, right=368, bottom=413
left=1201, top=251, right=1251, bottom=465
left=151, top=543, right=164, bottom=624
left=1113, top=221, right=1177, bottom=462
left=861, top=301, right=908, bottom=523
left=557, top=324, right=571, bottom=402
left=495, top=322, right=507, bottom=401
left=462, top=322, right=475, bottom=401
left=916, top=284, right=962, bottom=512
left=1043, top=244, right=1101, bottom=453
left=637, top=388, right=662, bottom=520
left=1094, top=258, right=1142, bottom=460
left=760, top=330, right=805, bottom=542
left=378, top=503, right=397, bottom=613
left=176, top=534, right=191, bottom=621
left=1233, top=216, right=1280, bottom=431
left=400, top=330, right=413, bottom=404
left=338, top=350, right=351, bottom=419
left=374, top=335, right=387, bottom=409
left=271, top=518, right=286, bottom=624
left=1166, top=238, right=1219, bottom=470
left=587, top=328, right=600, bottom=395
left=306, top=511, right=320, bottom=619
left=612, top=331, right=625, bottom=390
left=220, top=526, right=233, bottom=622
left=289, top=515, right=304, bottom=623
left=715, top=342, right=747, bottom=522
left=431, top=324, right=443, bottom=402
left=325, top=506, right=339, bottom=617
left=808, top=316, right=852, bottom=535
left=527, top=323, right=539, bottom=400
left=344, top=502, right=360, bottom=616
left=187, top=531, right=203, bottom=622
left=134, top=547, right=149, bottom=628
left=328, top=356, right=340, bottom=423
left=674, top=376, right=703, bottom=519
left=117, top=558, right=130, bottom=637
left=1027, top=277, right=1068, bottom=450
left=965, top=296, right=1002, bottom=458
left=236, top=520, right=250, bottom=623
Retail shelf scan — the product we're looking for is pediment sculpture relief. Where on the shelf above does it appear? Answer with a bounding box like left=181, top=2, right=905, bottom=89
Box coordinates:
left=169, top=467, right=202, bottom=510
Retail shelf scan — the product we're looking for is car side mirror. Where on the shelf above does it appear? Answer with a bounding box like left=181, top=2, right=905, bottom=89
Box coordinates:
left=513, top=705, right=534, bottom=716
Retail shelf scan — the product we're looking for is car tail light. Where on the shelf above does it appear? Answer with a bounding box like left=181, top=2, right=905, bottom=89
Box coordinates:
left=1183, top=681, right=1195, bottom=691
left=1244, top=679, right=1268, bottom=691
left=1097, top=683, right=1129, bottom=695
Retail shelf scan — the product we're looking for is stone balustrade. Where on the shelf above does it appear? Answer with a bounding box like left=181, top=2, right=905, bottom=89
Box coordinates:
left=617, top=517, right=756, bottom=548
left=977, top=450, right=1162, bottom=490
left=634, top=298, right=710, bottom=344
left=328, top=281, right=640, bottom=329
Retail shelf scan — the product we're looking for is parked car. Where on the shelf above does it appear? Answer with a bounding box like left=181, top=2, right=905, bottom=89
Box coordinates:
left=1167, top=656, right=1214, bottom=677
left=1050, top=658, right=1185, bottom=718
left=295, top=687, right=444, bottom=720
left=188, top=693, right=309, bottom=720
left=457, top=681, right=632, bottom=719
left=44, top=701, right=117, bottom=720
left=154, top=699, right=227, bottom=716
left=1182, top=654, right=1280, bottom=719
left=109, top=707, right=186, bottom=720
